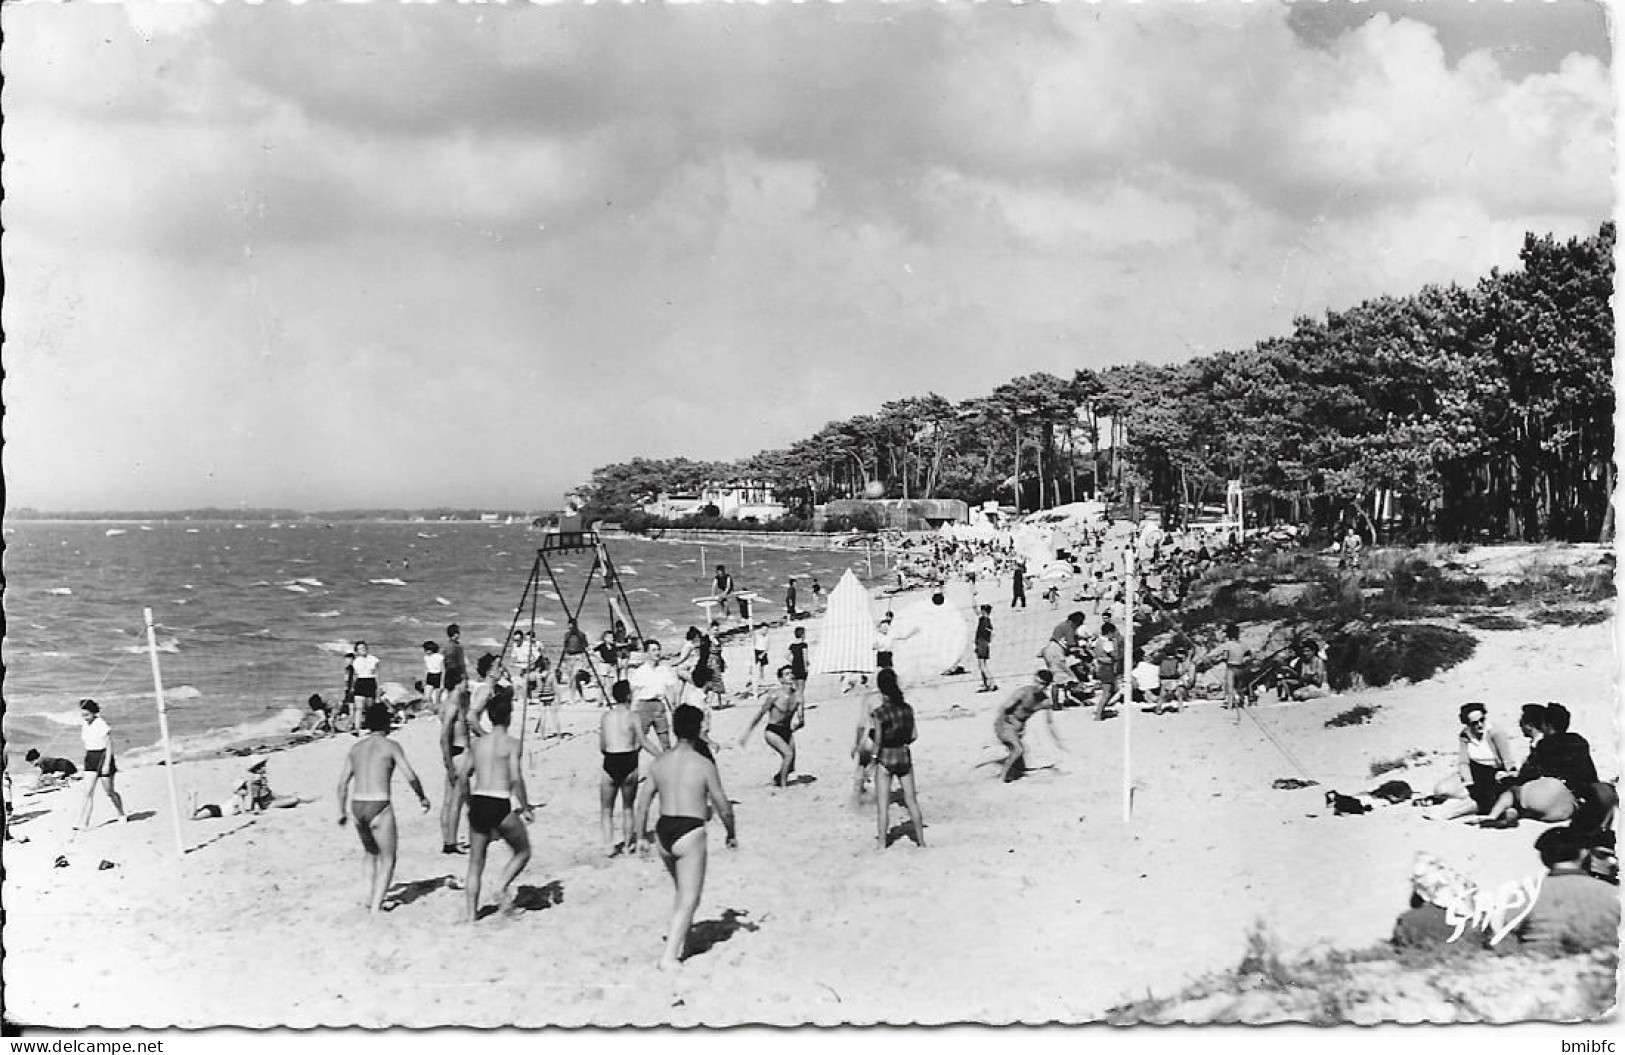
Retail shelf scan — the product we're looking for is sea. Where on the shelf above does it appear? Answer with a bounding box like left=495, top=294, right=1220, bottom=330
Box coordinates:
left=2, top=521, right=889, bottom=763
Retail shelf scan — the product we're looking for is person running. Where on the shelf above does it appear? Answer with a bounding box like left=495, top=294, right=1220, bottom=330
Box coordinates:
left=75, top=700, right=128, bottom=829
left=994, top=670, right=1063, bottom=783
left=600, top=680, right=641, bottom=856
left=351, top=642, right=381, bottom=724
left=335, top=702, right=431, bottom=914
left=463, top=691, right=534, bottom=922
left=870, top=669, right=925, bottom=849
left=739, top=666, right=802, bottom=787
left=632, top=704, right=738, bottom=970
left=438, top=670, right=473, bottom=856
left=788, top=626, right=809, bottom=712
left=974, top=604, right=997, bottom=693
left=422, top=641, right=445, bottom=713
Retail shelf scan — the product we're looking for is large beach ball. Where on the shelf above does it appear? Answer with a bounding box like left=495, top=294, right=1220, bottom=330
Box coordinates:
left=864, top=481, right=885, bottom=499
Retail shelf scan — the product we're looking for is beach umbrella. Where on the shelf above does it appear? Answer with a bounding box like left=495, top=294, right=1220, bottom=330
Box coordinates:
left=809, top=569, right=874, bottom=675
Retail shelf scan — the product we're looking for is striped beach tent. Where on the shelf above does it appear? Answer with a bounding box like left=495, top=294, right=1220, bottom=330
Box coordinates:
left=809, top=569, right=875, bottom=675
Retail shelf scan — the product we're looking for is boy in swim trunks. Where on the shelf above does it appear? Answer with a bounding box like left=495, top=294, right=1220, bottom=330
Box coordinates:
left=600, top=679, right=641, bottom=856
left=739, top=666, right=801, bottom=787
left=632, top=704, right=737, bottom=970
left=336, top=703, right=431, bottom=914
left=464, top=690, right=534, bottom=922
left=869, top=669, right=925, bottom=849
left=995, top=670, right=1063, bottom=783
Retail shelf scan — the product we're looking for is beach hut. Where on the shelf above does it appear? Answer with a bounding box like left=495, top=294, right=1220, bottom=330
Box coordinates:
left=809, top=569, right=875, bottom=677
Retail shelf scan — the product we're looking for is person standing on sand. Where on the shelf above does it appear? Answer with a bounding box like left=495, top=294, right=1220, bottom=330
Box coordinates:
left=336, top=702, right=431, bottom=914
left=464, top=691, right=534, bottom=922
left=994, top=670, right=1062, bottom=783
left=1010, top=561, right=1027, bottom=608
left=338, top=651, right=357, bottom=733
left=468, top=653, right=499, bottom=731
left=713, top=565, right=735, bottom=619
left=785, top=578, right=799, bottom=620
left=1205, top=623, right=1252, bottom=710
left=974, top=604, right=997, bottom=693
left=788, top=626, right=810, bottom=713
left=1041, top=612, right=1086, bottom=709
left=75, top=700, right=128, bottom=829
left=600, top=680, right=641, bottom=856
left=561, top=620, right=592, bottom=703
left=422, top=641, right=445, bottom=714
left=633, top=704, right=738, bottom=970
left=870, top=669, right=924, bottom=849
left=752, top=626, right=770, bottom=690
left=740, top=666, right=802, bottom=787
left=351, top=642, right=381, bottom=726
left=443, top=624, right=468, bottom=699
left=874, top=614, right=894, bottom=672
left=438, top=672, right=472, bottom=856
left=629, top=641, right=681, bottom=760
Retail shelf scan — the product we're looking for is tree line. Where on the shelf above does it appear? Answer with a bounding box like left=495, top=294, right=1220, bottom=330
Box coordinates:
left=580, top=224, right=1613, bottom=543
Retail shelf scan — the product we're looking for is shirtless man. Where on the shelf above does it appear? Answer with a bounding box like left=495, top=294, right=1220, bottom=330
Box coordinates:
left=336, top=703, right=431, bottom=914
left=739, top=666, right=802, bottom=787
left=438, top=671, right=473, bottom=856
left=463, top=691, right=534, bottom=922
left=632, top=704, right=738, bottom=970
left=600, top=679, right=641, bottom=856
left=995, top=670, right=1063, bottom=783
left=468, top=653, right=498, bottom=731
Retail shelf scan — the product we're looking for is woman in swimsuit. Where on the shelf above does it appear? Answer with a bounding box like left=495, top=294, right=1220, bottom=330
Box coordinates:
left=995, top=670, right=1062, bottom=783
left=739, top=666, right=800, bottom=787
left=870, top=669, right=925, bottom=848
left=600, top=680, right=642, bottom=855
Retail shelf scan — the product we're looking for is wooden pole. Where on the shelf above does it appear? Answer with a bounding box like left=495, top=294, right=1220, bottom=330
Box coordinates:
left=700, top=544, right=706, bottom=581
left=144, top=607, right=187, bottom=857
left=1122, top=546, right=1135, bottom=825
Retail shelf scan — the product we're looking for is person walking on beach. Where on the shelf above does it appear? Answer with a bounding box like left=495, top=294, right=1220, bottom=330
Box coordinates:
left=994, top=670, right=1063, bottom=783
left=336, top=702, right=431, bottom=914
left=351, top=642, right=381, bottom=725
left=870, top=669, right=924, bottom=849
left=740, top=666, right=803, bottom=787
left=600, top=680, right=641, bottom=856
left=629, top=641, right=681, bottom=759
left=974, top=604, right=997, bottom=693
left=1010, top=561, right=1027, bottom=608
left=74, top=700, right=128, bottom=829
left=464, top=691, right=534, bottom=922
left=788, top=626, right=809, bottom=713
left=439, top=673, right=472, bottom=856
left=632, top=704, right=738, bottom=970
left=1092, top=621, right=1122, bottom=722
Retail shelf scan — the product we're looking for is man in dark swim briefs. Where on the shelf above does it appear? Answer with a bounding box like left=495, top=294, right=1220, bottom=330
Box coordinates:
left=740, top=666, right=801, bottom=787
left=633, top=705, right=737, bottom=970
left=600, top=679, right=641, bottom=856
left=336, top=703, right=431, bottom=914
left=463, top=691, right=534, bottom=922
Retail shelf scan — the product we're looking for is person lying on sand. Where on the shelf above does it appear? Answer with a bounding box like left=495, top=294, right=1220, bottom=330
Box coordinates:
left=633, top=704, right=737, bottom=970
left=995, top=670, right=1063, bottom=783
left=336, top=703, right=431, bottom=915
left=24, top=748, right=78, bottom=788
left=464, top=690, right=534, bottom=923
left=236, top=759, right=310, bottom=813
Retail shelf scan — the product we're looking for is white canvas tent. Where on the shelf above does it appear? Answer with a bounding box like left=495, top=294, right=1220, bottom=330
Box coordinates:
left=809, top=568, right=875, bottom=675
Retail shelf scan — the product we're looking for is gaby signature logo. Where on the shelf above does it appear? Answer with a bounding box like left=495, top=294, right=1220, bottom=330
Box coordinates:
left=1444, top=874, right=1543, bottom=946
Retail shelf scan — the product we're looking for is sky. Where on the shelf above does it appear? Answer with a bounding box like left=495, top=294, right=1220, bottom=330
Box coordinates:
left=3, top=0, right=1614, bottom=512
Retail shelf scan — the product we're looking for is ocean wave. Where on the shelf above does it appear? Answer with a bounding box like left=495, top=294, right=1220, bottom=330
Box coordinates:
left=119, top=637, right=179, bottom=654
left=435, top=597, right=451, bottom=606
left=620, top=567, right=639, bottom=575
left=31, top=709, right=84, bottom=727
left=369, top=577, right=408, bottom=586
left=311, top=610, right=342, bottom=619
left=317, top=640, right=354, bottom=654
left=294, top=577, right=324, bottom=587
left=106, top=528, right=127, bottom=537
left=123, top=707, right=307, bottom=766
left=283, top=584, right=309, bottom=593
left=472, top=637, right=503, bottom=648
left=32, top=650, right=72, bottom=659
left=46, top=587, right=73, bottom=596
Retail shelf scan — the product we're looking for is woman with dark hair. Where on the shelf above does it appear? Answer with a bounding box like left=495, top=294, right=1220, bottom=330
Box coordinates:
left=869, top=669, right=925, bottom=848
left=1428, top=702, right=1517, bottom=821
left=75, top=699, right=128, bottom=829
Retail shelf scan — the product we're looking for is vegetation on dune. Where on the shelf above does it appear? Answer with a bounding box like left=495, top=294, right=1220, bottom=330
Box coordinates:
left=1326, top=703, right=1379, bottom=728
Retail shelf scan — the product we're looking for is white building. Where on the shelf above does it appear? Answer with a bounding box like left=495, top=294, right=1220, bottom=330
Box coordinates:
left=644, top=479, right=787, bottom=522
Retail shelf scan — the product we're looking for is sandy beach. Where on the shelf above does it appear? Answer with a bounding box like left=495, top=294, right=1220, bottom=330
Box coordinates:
left=4, top=563, right=1616, bottom=1027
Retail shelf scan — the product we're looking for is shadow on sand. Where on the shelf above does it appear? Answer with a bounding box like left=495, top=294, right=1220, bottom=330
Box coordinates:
left=685, top=908, right=760, bottom=958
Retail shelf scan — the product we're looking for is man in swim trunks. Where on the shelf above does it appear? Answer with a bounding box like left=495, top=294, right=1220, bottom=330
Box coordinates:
left=439, top=666, right=473, bottom=855
left=632, top=704, right=737, bottom=970
left=443, top=624, right=467, bottom=695
left=995, top=670, right=1063, bottom=783
left=740, top=666, right=801, bottom=787
left=336, top=702, right=431, bottom=914
left=464, top=691, right=534, bottom=922
left=600, top=679, right=641, bottom=856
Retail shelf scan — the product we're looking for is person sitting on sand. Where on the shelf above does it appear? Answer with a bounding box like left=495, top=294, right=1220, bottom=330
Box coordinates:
left=336, top=702, right=432, bottom=914
left=1483, top=703, right=1599, bottom=827
left=870, top=669, right=925, bottom=849
left=75, top=699, right=128, bottom=830
left=23, top=748, right=77, bottom=787
left=600, top=680, right=641, bottom=856
left=464, top=690, right=534, bottom=922
left=292, top=693, right=334, bottom=735
left=632, top=704, right=738, bottom=970
left=1491, top=826, right=1619, bottom=955
left=1275, top=640, right=1329, bottom=701
left=994, top=670, right=1063, bottom=783
left=1427, top=702, right=1518, bottom=822
left=1391, top=851, right=1484, bottom=951
left=740, top=666, right=803, bottom=788
left=1155, top=645, right=1191, bottom=714
left=236, top=759, right=307, bottom=813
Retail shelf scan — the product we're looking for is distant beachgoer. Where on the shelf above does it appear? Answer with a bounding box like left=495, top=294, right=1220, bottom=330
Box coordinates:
left=870, top=669, right=924, bottom=849
left=1043, top=583, right=1060, bottom=608
left=1205, top=624, right=1251, bottom=710
left=1155, top=646, right=1190, bottom=714
left=463, top=690, right=534, bottom=922
left=292, top=692, right=333, bottom=735
left=422, top=641, right=445, bottom=711
left=339, top=651, right=357, bottom=732
left=561, top=620, right=591, bottom=703
left=632, top=704, right=737, bottom=970
left=439, top=672, right=473, bottom=856
left=23, top=748, right=77, bottom=785
left=740, top=666, right=801, bottom=788
left=1092, top=621, right=1123, bottom=721
left=443, top=624, right=468, bottom=695
left=352, top=641, right=381, bottom=721
left=236, top=758, right=305, bottom=813
left=874, top=615, right=894, bottom=672
left=336, top=702, right=431, bottom=914
left=700, top=621, right=728, bottom=710
left=788, top=626, right=809, bottom=711
left=595, top=631, right=620, bottom=675
left=75, top=700, right=127, bottom=829
left=752, top=627, right=770, bottom=688
left=713, top=565, right=735, bottom=615
left=810, top=577, right=823, bottom=607
left=785, top=578, right=799, bottom=619
left=600, top=680, right=641, bottom=856
left=1010, top=561, right=1027, bottom=608
left=974, top=604, right=997, bottom=693
left=994, top=670, right=1062, bottom=783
